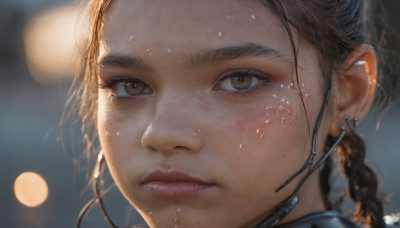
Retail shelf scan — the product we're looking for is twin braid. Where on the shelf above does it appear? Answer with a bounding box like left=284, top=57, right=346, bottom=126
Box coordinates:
left=320, top=129, right=385, bottom=227
left=338, top=130, right=385, bottom=227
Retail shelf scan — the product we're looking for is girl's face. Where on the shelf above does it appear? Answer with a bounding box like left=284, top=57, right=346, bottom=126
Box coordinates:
left=97, top=0, right=332, bottom=227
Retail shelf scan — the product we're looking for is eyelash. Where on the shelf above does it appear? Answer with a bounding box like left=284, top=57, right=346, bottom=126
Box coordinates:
left=213, top=69, right=271, bottom=95
left=99, top=69, right=271, bottom=100
left=99, top=76, right=152, bottom=100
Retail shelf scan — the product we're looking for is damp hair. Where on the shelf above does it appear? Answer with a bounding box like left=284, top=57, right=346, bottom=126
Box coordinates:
left=65, top=0, right=399, bottom=227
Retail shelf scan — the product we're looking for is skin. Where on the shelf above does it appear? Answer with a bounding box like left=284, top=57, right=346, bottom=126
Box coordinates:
left=96, top=0, right=376, bottom=227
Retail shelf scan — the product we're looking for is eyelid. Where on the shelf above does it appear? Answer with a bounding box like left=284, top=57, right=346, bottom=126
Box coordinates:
left=99, top=76, right=132, bottom=89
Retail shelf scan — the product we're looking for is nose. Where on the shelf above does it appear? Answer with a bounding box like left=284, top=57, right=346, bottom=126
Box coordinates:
left=141, top=96, right=202, bottom=155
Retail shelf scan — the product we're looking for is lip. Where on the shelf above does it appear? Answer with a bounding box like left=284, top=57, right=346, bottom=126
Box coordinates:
left=140, top=169, right=215, bottom=199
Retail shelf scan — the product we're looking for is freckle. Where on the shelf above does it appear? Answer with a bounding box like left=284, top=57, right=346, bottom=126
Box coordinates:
left=272, top=94, right=277, bottom=99
left=251, top=15, right=256, bottom=20
left=218, top=32, right=222, bottom=37
left=265, top=119, right=271, bottom=127
left=281, top=118, right=286, bottom=125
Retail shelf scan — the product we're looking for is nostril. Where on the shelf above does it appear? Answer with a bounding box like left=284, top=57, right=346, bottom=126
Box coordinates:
left=174, top=145, right=189, bottom=151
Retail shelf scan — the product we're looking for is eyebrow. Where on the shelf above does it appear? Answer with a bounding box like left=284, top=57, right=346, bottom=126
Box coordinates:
left=98, top=55, right=154, bottom=72
left=189, top=43, right=287, bottom=68
left=98, top=43, right=288, bottom=72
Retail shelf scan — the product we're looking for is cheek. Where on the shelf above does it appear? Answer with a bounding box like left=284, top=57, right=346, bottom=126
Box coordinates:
left=220, top=94, right=311, bottom=180
left=97, top=96, right=142, bottom=162
left=227, top=94, right=297, bottom=150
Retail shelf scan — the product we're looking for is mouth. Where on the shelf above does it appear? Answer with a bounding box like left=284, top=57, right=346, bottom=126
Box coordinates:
left=140, top=169, right=215, bottom=199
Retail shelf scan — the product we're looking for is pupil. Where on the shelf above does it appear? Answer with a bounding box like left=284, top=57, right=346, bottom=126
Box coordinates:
left=231, top=75, right=251, bottom=90
left=129, top=82, right=138, bottom=88
left=237, top=76, right=245, bottom=83
left=125, top=81, right=143, bottom=94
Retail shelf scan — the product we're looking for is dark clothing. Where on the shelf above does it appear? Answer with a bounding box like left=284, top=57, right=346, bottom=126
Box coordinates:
left=275, top=211, right=358, bottom=228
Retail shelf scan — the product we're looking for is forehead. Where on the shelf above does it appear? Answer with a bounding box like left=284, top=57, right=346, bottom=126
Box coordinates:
left=101, top=0, right=291, bottom=56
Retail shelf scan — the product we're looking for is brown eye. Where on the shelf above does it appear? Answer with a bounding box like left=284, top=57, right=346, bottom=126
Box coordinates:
left=228, top=75, right=253, bottom=91
left=114, top=80, right=152, bottom=97
left=218, top=71, right=266, bottom=92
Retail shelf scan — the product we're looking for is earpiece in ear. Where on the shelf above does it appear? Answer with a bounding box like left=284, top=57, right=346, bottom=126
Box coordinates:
left=353, top=60, right=366, bottom=67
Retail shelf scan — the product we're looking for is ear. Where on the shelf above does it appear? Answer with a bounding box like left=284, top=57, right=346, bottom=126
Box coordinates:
left=329, top=44, right=377, bottom=137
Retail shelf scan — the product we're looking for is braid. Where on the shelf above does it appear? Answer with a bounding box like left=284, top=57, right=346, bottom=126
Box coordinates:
left=320, top=148, right=333, bottom=210
left=337, top=131, right=385, bottom=227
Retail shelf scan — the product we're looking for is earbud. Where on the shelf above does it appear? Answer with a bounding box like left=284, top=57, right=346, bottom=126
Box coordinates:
left=353, top=60, right=366, bottom=67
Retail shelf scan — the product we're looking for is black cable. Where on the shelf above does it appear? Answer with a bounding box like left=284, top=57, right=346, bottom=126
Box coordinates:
left=275, top=81, right=333, bottom=193
left=255, top=126, right=346, bottom=228
left=255, top=80, right=351, bottom=227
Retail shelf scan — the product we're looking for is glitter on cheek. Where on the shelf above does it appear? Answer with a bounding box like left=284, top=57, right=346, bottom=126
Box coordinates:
left=277, top=104, right=286, bottom=114
left=230, top=85, right=298, bottom=148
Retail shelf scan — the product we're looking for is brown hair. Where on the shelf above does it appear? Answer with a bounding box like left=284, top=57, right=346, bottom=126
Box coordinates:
left=66, top=0, right=399, bottom=227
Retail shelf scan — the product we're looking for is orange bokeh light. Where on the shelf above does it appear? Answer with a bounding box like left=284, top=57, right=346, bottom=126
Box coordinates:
left=14, top=172, right=49, bottom=208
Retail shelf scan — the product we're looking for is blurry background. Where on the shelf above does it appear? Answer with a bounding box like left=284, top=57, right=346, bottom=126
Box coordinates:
left=0, top=0, right=399, bottom=227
